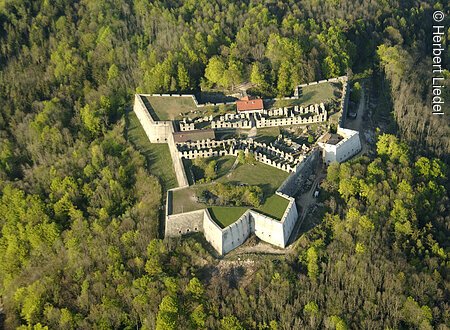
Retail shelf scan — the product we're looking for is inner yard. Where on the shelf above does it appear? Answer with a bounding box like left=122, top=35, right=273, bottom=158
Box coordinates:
left=143, top=95, right=234, bottom=121
left=171, top=157, right=290, bottom=226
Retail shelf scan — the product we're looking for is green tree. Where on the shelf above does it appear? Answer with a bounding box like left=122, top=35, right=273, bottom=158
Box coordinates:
left=306, top=246, right=319, bottom=280
left=205, top=56, right=226, bottom=86
left=177, top=62, right=190, bottom=91
left=156, top=295, right=179, bottom=330
left=221, top=315, right=245, bottom=330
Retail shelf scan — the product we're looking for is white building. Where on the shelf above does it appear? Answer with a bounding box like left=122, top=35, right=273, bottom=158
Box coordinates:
left=201, top=193, right=298, bottom=255
left=317, top=127, right=361, bottom=164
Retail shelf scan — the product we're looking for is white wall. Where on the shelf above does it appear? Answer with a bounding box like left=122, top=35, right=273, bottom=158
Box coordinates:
left=335, top=127, right=361, bottom=162
left=279, top=196, right=298, bottom=246
left=133, top=95, right=172, bottom=143
left=221, top=211, right=253, bottom=255
left=251, top=211, right=285, bottom=247
left=134, top=94, right=189, bottom=187
left=203, top=210, right=225, bottom=255
left=318, top=128, right=361, bottom=165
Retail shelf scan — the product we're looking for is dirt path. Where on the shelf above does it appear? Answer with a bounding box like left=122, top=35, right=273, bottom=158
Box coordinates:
left=287, top=167, right=326, bottom=246
left=226, top=157, right=241, bottom=178
left=343, top=82, right=373, bottom=156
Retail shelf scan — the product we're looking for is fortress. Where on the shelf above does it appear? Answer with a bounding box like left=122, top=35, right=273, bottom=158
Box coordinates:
left=133, top=76, right=361, bottom=255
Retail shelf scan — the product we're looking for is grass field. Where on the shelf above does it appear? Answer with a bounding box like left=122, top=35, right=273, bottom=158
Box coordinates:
left=171, top=186, right=205, bottom=213
left=268, top=82, right=341, bottom=109
left=216, top=161, right=288, bottom=195
left=254, top=126, right=281, bottom=144
left=256, top=194, right=290, bottom=220
left=208, top=206, right=248, bottom=228
left=183, top=156, right=236, bottom=184
left=126, top=111, right=177, bottom=190
left=143, top=96, right=234, bottom=121
left=171, top=160, right=290, bottom=226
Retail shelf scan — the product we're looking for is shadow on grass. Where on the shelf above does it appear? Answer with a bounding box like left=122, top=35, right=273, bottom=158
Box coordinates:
left=141, top=97, right=161, bottom=121
left=196, top=91, right=238, bottom=104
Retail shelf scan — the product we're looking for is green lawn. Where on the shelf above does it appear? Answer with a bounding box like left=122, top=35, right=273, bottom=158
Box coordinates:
left=171, top=185, right=290, bottom=225
left=143, top=96, right=234, bottom=121
left=256, top=194, right=290, bottom=220
left=254, top=126, right=281, bottom=144
left=217, top=162, right=288, bottom=195
left=208, top=206, right=248, bottom=228
left=171, top=161, right=290, bottom=225
left=183, top=156, right=236, bottom=185
left=171, top=186, right=205, bottom=214
left=126, top=111, right=177, bottom=190
left=268, top=82, right=341, bottom=109
left=143, top=96, right=197, bottom=120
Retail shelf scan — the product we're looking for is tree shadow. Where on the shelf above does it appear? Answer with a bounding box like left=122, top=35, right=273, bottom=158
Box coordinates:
left=196, top=91, right=238, bottom=104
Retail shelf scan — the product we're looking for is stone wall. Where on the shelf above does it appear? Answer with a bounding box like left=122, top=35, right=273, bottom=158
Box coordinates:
left=133, top=94, right=172, bottom=143
left=255, top=112, right=327, bottom=128
left=220, top=211, right=253, bottom=255
left=277, top=148, right=320, bottom=196
left=211, top=120, right=252, bottom=129
left=134, top=94, right=188, bottom=187
left=149, top=93, right=236, bottom=108
left=251, top=211, right=285, bottom=247
left=165, top=193, right=299, bottom=255
left=318, top=128, right=361, bottom=165
left=167, top=127, right=189, bottom=187
left=203, top=209, right=225, bottom=255
left=165, top=209, right=205, bottom=237
left=295, top=75, right=347, bottom=97
left=179, top=148, right=236, bottom=160
left=278, top=193, right=298, bottom=246
left=339, top=78, right=350, bottom=127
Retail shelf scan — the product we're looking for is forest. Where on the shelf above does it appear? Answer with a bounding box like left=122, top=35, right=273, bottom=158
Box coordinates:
left=0, top=0, right=448, bottom=329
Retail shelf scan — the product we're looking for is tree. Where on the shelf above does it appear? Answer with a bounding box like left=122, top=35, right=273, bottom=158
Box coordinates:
left=306, top=247, right=319, bottom=280
left=177, top=62, right=190, bottom=91
left=190, top=304, right=206, bottom=328
left=277, top=61, right=291, bottom=96
left=221, top=316, right=245, bottom=330
left=205, top=56, right=226, bottom=86
left=350, top=82, right=362, bottom=104
left=156, top=296, right=179, bottom=330
left=186, top=277, right=205, bottom=300
left=80, top=104, right=102, bottom=136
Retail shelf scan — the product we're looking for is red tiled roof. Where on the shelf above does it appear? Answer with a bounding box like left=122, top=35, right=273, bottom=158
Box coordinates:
left=236, top=97, right=264, bottom=112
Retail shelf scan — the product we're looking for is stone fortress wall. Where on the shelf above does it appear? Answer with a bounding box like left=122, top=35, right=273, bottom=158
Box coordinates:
left=135, top=75, right=364, bottom=256
left=255, top=103, right=327, bottom=128
left=277, top=148, right=321, bottom=196
left=319, top=127, right=361, bottom=164
left=134, top=94, right=189, bottom=187
left=179, top=102, right=327, bottom=131
left=133, top=94, right=172, bottom=143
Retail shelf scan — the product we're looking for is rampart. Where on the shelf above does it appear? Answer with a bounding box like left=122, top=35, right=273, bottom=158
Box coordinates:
left=133, top=94, right=189, bottom=187
left=277, top=148, right=320, bottom=196
left=167, top=192, right=298, bottom=256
